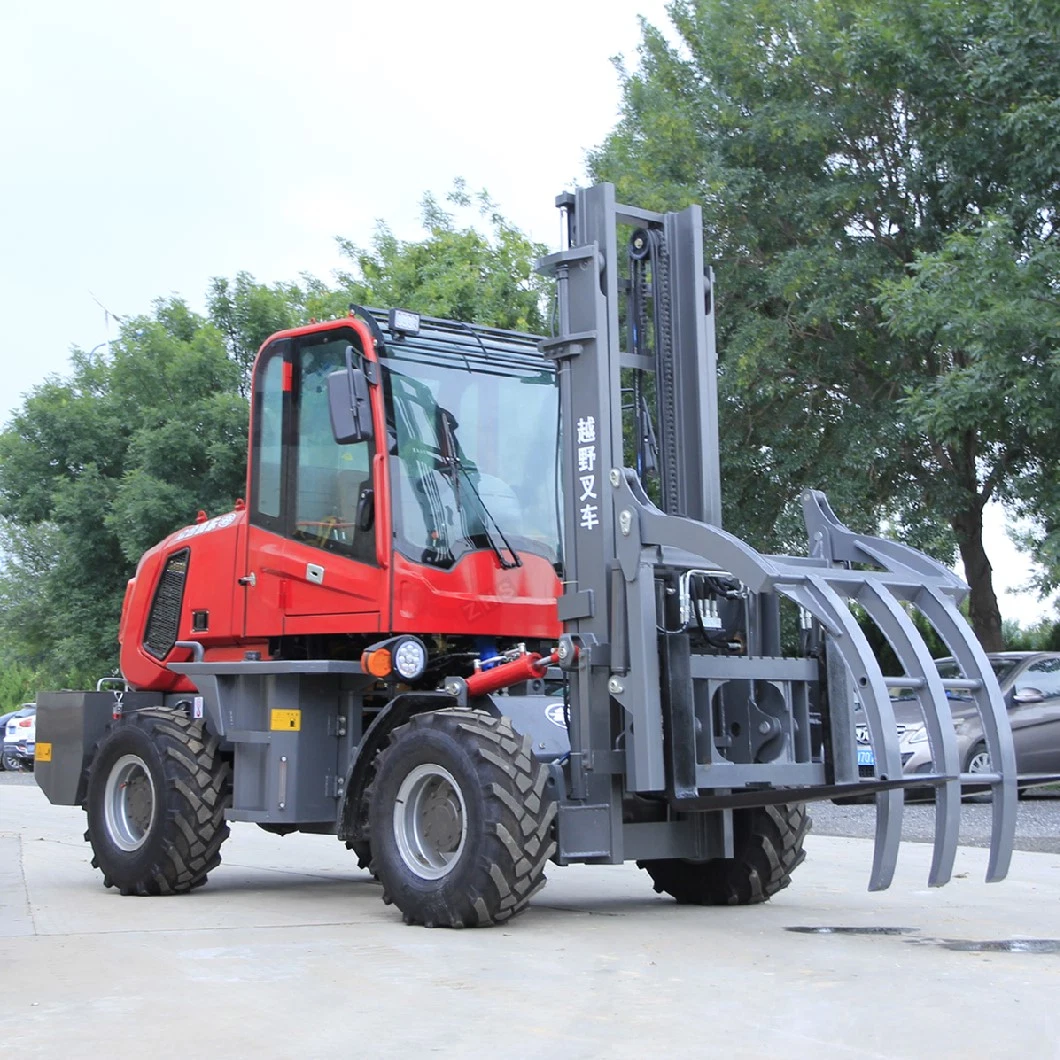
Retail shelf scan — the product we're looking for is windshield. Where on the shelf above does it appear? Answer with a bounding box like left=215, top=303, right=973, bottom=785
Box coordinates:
left=898, top=656, right=1022, bottom=703
left=383, top=346, right=561, bottom=569
left=887, top=656, right=1023, bottom=703
left=935, top=657, right=1021, bottom=683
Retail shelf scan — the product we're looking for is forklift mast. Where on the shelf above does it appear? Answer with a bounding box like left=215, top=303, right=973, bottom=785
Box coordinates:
left=538, top=183, right=1017, bottom=888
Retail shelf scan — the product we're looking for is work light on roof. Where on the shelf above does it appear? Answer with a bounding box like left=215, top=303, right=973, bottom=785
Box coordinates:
left=388, top=308, right=421, bottom=337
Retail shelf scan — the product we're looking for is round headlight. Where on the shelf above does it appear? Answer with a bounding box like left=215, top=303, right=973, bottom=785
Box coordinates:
left=394, top=638, right=427, bottom=681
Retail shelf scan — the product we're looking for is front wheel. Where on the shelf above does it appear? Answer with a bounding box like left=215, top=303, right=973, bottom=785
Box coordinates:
left=85, top=709, right=232, bottom=895
left=639, top=803, right=809, bottom=905
left=368, top=709, right=556, bottom=927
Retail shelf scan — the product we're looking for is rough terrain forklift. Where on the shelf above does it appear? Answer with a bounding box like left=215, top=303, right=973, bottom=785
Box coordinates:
left=34, top=184, right=1017, bottom=927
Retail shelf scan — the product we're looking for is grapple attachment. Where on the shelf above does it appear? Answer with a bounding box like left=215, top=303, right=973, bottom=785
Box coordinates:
left=538, top=182, right=1016, bottom=890
left=607, top=476, right=1016, bottom=890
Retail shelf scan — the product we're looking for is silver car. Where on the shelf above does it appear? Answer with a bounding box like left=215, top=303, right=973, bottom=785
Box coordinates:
left=857, top=652, right=1060, bottom=787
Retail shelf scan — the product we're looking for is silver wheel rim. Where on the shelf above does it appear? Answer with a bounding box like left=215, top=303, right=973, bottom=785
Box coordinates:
left=103, top=754, right=157, bottom=852
left=393, top=763, right=467, bottom=880
left=967, top=748, right=992, bottom=774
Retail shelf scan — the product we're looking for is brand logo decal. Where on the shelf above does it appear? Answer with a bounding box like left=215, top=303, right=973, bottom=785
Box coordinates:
left=545, top=702, right=567, bottom=728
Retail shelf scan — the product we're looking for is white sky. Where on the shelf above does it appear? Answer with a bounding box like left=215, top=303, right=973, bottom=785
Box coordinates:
left=0, top=0, right=1052, bottom=622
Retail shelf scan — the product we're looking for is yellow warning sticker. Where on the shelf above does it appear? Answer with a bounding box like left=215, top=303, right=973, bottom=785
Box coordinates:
left=35, top=742, right=52, bottom=762
left=270, top=709, right=301, bottom=732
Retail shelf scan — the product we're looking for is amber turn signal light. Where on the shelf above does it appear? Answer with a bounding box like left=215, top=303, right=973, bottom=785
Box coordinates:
left=361, top=647, right=393, bottom=678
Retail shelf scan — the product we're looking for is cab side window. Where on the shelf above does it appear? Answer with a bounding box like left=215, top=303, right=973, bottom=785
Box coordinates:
left=292, top=335, right=375, bottom=564
left=251, top=345, right=286, bottom=526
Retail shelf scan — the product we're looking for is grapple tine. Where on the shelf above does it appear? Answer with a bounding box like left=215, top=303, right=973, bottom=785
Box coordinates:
left=856, top=585, right=966, bottom=881
left=870, top=789, right=904, bottom=891
left=779, top=576, right=905, bottom=889
left=856, top=582, right=961, bottom=886
left=916, top=587, right=1016, bottom=881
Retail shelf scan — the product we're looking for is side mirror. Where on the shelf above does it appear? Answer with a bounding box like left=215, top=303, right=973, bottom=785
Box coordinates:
left=328, top=364, right=373, bottom=444
left=1012, top=687, right=1045, bottom=705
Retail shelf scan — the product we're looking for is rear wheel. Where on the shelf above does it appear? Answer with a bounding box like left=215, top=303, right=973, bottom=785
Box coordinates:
left=368, top=709, right=556, bottom=927
left=965, top=743, right=992, bottom=775
left=1, top=747, right=21, bottom=772
left=349, top=839, right=373, bottom=871
left=85, top=709, right=232, bottom=895
left=639, top=803, right=809, bottom=905
left=963, top=742, right=1000, bottom=801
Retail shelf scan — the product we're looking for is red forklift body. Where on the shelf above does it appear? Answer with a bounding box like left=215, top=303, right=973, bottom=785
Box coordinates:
left=118, top=314, right=563, bottom=691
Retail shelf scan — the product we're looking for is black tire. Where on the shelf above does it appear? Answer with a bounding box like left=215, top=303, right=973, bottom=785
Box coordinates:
left=368, top=709, right=556, bottom=927
left=639, top=803, right=809, bottom=905
left=84, top=709, right=232, bottom=896
left=2, top=747, right=21, bottom=772
left=349, top=839, right=373, bottom=871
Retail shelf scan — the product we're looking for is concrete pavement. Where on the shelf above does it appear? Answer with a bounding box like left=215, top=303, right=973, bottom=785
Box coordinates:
left=2, top=782, right=1058, bottom=1059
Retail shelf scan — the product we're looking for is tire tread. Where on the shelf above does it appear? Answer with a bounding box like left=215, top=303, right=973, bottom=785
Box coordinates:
left=638, top=803, right=809, bottom=906
left=85, top=709, right=231, bottom=897
left=370, top=709, right=556, bottom=928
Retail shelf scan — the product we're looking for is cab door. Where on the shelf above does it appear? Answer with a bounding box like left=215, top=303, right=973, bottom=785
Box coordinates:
left=242, top=325, right=389, bottom=639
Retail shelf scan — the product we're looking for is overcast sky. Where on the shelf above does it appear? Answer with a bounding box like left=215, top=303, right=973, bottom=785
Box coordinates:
left=0, top=0, right=1051, bottom=620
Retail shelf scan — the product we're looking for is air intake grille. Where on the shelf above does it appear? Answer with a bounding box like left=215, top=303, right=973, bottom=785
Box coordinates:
left=143, top=548, right=190, bottom=659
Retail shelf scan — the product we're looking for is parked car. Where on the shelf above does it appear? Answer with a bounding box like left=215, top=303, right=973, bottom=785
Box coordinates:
left=2, top=704, right=37, bottom=772
left=856, top=652, right=1060, bottom=789
left=0, top=708, right=23, bottom=770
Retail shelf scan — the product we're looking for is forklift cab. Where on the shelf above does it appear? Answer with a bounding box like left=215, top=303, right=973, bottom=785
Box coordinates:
left=242, top=311, right=563, bottom=640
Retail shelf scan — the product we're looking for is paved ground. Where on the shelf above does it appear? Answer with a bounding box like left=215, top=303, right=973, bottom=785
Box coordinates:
left=813, top=788, right=1060, bottom=853
left=2, top=776, right=1059, bottom=1058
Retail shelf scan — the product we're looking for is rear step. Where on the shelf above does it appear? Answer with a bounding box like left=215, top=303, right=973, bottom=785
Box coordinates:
left=613, top=474, right=1017, bottom=891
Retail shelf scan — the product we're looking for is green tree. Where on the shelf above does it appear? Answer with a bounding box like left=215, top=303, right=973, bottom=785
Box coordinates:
left=0, top=657, right=41, bottom=712
left=207, top=273, right=304, bottom=396
left=878, top=218, right=1060, bottom=621
left=1002, top=616, right=1060, bottom=652
left=335, top=182, right=549, bottom=332
left=0, top=301, right=248, bottom=682
left=589, top=0, right=1058, bottom=649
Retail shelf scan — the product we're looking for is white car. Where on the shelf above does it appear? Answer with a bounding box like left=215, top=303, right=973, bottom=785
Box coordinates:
left=2, top=704, right=36, bottom=771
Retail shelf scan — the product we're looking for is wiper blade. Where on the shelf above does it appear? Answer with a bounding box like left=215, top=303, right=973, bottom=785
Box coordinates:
left=438, top=406, right=522, bottom=570
left=456, top=465, right=523, bottom=570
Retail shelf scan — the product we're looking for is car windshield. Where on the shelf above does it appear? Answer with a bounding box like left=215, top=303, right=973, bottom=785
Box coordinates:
left=888, top=657, right=1024, bottom=703
left=935, top=658, right=1021, bottom=683
left=383, top=345, right=561, bottom=569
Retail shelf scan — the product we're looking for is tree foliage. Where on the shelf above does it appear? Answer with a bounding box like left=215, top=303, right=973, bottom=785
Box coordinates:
left=0, top=303, right=246, bottom=683
left=589, top=0, right=1058, bottom=648
left=334, top=182, right=549, bottom=333
left=0, top=658, right=40, bottom=713
left=207, top=273, right=303, bottom=396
